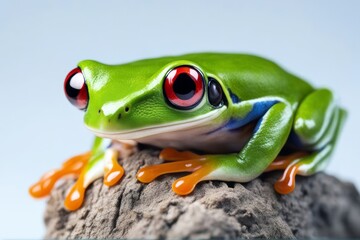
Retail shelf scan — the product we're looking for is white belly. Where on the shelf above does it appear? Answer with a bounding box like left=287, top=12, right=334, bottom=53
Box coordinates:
left=133, top=122, right=255, bottom=154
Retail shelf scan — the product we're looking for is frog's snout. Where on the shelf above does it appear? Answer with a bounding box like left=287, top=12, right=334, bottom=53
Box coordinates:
left=98, top=104, right=131, bottom=124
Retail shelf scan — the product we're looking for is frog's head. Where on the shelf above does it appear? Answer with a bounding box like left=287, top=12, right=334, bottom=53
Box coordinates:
left=64, top=59, right=229, bottom=140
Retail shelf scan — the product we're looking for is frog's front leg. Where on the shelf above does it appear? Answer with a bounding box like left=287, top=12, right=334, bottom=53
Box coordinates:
left=137, top=102, right=294, bottom=195
left=29, top=137, right=137, bottom=211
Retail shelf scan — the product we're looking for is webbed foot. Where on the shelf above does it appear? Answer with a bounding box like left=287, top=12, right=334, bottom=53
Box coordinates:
left=29, top=140, right=137, bottom=211
left=64, top=143, right=134, bottom=211
left=29, top=151, right=91, bottom=198
left=137, top=148, right=219, bottom=195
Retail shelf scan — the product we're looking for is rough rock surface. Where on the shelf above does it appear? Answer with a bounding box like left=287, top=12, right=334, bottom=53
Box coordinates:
left=45, top=149, right=360, bottom=239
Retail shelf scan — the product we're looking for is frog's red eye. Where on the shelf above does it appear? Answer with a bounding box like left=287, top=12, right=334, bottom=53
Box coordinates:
left=64, top=67, right=89, bottom=110
left=164, top=66, right=204, bottom=109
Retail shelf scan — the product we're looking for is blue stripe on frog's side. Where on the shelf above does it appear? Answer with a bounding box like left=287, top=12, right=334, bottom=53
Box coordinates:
left=205, top=99, right=279, bottom=135
left=225, top=99, right=279, bottom=131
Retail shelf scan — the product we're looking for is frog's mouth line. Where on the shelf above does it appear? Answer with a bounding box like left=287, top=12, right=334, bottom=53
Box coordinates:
left=87, top=108, right=226, bottom=141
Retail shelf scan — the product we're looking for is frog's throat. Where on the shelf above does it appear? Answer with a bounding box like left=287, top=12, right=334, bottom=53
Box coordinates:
left=87, top=108, right=226, bottom=140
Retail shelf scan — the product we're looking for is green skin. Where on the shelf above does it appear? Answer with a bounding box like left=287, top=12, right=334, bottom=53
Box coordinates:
left=74, top=53, right=346, bottom=200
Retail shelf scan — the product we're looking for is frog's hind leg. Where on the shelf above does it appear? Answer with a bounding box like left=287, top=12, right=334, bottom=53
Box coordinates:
left=291, top=88, right=337, bottom=149
left=271, top=93, right=346, bottom=194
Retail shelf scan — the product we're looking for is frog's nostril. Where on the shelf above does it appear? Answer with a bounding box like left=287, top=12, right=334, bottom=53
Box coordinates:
left=118, top=113, right=122, bottom=120
left=98, top=109, right=101, bottom=114
left=125, top=106, right=130, bottom=112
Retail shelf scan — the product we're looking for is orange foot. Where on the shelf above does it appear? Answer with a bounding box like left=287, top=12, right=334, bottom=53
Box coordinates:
left=64, top=147, right=128, bottom=211
left=265, top=152, right=308, bottom=194
left=29, top=151, right=91, bottom=198
left=137, top=148, right=218, bottom=195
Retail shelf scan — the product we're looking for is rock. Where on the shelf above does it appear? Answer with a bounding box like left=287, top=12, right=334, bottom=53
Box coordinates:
left=44, top=149, right=360, bottom=239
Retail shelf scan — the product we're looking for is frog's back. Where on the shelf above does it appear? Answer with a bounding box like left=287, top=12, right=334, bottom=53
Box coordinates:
left=123, top=53, right=314, bottom=106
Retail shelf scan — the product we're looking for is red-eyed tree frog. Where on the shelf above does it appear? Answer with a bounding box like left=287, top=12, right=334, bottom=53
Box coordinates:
left=29, top=53, right=346, bottom=211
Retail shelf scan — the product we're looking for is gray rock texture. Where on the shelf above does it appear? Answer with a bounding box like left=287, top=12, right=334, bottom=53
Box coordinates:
left=44, top=149, right=360, bottom=239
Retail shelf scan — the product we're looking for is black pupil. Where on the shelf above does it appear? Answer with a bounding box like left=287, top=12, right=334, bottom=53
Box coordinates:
left=208, top=79, right=223, bottom=107
left=173, top=73, right=196, bottom=100
left=66, top=74, right=82, bottom=98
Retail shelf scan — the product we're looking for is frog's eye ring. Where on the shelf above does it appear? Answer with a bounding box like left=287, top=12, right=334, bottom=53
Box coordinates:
left=64, top=67, right=89, bottom=110
left=164, top=66, right=204, bottom=110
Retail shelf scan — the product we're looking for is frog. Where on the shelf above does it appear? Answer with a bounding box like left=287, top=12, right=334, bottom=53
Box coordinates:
left=29, top=53, right=346, bottom=211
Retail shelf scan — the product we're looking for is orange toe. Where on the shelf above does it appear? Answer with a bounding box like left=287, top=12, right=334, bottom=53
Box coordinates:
left=172, top=165, right=212, bottom=195
left=104, top=165, right=125, bottom=187
left=103, top=149, right=125, bottom=187
left=274, top=164, right=299, bottom=194
left=64, top=177, right=85, bottom=211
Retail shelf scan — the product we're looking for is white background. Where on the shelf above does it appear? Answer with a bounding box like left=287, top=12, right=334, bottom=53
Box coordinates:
left=0, top=1, right=359, bottom=238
